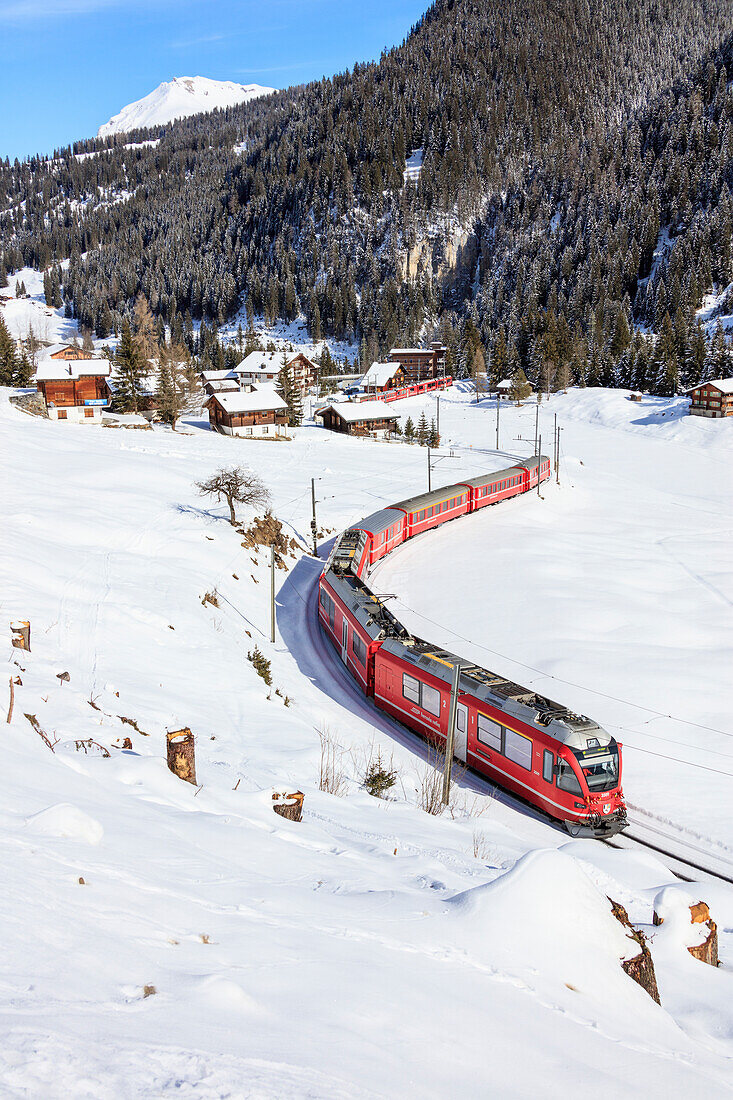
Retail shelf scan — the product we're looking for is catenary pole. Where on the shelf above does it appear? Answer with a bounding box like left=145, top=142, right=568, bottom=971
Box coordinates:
left=427, top=445, right=431, bottom=492
left=537, top=434, right=542, bottom=496
left=496, top=397, right=500, bottom=450
left=436, top=395, right=440, bottom=439
left=442, top=662, right=462, bottom=805
left=311, top=477, right=318, bottom=557
left=270, top=543, right=276, bottom=643
left=534, top=403, right=539, bottom=457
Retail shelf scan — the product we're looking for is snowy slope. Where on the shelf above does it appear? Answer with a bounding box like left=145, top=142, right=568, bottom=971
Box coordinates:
left=98, top=77, right=276, bottom=138
left=2, top=383, right=733, bottom=1095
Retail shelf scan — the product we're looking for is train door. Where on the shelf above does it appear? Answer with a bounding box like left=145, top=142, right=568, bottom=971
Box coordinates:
left=341, top=618, right=348, bottom=664
left=455, top=702, right=468, bottom=761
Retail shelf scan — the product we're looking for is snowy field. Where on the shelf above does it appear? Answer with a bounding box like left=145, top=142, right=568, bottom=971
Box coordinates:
left=2, top=377, right=733, bottom=1096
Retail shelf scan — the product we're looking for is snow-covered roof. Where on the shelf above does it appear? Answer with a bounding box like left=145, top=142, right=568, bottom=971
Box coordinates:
left=39, top=342, right=91, bottom=359
left=211, top=386, right=287, bottom=413
left=207, top=379, right=240, bottom=392
left=390, top=348, right=438, bottom=355
left=201, top=368, right=235, bottom=382
left=319, top=400, right=399, bottom=422
left=361, top=361, right=399, bottom=388
left=35, top=358, right=111, bottom=381
left=235, top=351, right=285, bottom=375
left=497, top=379, right=513, bottom=389
left=685, top=378, right=733, bottom=394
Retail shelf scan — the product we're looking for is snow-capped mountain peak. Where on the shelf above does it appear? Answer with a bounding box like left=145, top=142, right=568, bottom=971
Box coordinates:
left=97, top=76, right=276, bottom=138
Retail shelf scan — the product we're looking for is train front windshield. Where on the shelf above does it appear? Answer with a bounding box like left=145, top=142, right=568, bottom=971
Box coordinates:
left=573, top=743, right=619, bottom=792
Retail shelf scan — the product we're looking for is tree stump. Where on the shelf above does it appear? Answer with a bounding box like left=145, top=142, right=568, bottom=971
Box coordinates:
left=11, top=621, right=30, bottom=652
left=166, top=729, right=197, bottom=785
left=272, top=791, right=304, bottom=822
left=610, top=899, right=661, bottom=1004
left=653, top=899, right=719, bottom=967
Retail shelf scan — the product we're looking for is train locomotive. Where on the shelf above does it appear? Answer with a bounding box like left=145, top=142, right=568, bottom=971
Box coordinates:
left=317, top=454, right=627, bottom=838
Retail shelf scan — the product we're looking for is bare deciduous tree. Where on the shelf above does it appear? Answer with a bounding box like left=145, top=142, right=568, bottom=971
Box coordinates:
left=196, top=467, right=270, bottom=525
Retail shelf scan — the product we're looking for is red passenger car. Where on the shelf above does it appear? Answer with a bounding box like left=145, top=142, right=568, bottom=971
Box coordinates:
left=318, top=453, right=626, bottom=837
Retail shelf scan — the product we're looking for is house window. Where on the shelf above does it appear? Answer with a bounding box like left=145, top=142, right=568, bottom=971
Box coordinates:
left=84, top=408, right=94, bottom=417
left=57, top=409, right=67, bottom=419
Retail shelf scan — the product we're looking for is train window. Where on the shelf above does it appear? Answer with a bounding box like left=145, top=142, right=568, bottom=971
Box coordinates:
left=403, top=674, right=420, bottom=704
left=419, top=510, right=426, bottom=521
left=556, top=760, right=583, bottom=795
left=422, top=683, right=441, bottom=717
left=351, top=633, right=367, bottom=665
left=476, top=714, right=503, bottom=751
left=505, top=729, right=533, bottom=770
left=319, top=589, right=335, bottom=629
left=542, top=750, right=554, bottom=783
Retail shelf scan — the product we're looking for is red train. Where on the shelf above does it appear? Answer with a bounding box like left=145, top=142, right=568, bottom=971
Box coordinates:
left=354, top=375, right=453, bottom=404
left=318, top=455, right=627, bottom=837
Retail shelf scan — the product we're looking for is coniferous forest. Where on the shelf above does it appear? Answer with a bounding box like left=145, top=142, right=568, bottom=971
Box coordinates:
left=1, top=0, right=733, bottom=392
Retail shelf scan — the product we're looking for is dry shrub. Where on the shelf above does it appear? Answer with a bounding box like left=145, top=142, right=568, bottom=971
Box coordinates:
left=316, top=723, right=347, bottom=796
left=241, top=512, right=301, bottom=567
left=415, top=744, right=472, bottom=816
left=471, top=830, right=495, bottom=861
left=202, top=589, right=220, bottom=608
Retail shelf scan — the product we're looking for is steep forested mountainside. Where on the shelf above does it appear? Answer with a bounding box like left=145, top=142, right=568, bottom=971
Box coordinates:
left=1, top=0, right=732, bottom=391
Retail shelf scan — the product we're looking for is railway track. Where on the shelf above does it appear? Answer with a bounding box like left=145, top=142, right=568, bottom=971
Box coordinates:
left=603, top=824, right=733, bottom=886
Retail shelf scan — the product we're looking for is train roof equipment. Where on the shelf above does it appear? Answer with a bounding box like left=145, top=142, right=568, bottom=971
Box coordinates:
left=323, top=569, right=411, bottom=642
left=380, top=637, right=612, bottom=750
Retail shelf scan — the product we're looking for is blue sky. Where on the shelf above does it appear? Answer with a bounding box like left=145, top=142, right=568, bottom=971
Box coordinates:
left=0, top=0, right=429, bottom=160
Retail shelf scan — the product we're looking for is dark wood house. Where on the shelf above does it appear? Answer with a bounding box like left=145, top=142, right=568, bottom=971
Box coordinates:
left=388, top=343, right=447, bottom=384
left=361, top=361, right=405, bottom=394
left=35, top=357, right=111, bottom=422
left=316, top=400, right=400, bottom=437
left=207, top=386, right=289, bottom=437
left=685, top=379, right=733, bottom=418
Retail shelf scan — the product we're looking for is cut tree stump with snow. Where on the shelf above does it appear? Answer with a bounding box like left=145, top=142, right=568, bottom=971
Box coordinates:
left=653, top=899, right=719, bottom=967
left=272, top=791, right=304, bottom=822
left=610, top=899, right=661, bottom=1004
left=11, top=621, right=30, bottom=652
left=166, top=728, right=197, bottom=785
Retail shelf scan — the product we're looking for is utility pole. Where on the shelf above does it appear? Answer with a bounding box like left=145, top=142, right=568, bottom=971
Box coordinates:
left=270, top=543, right=276, bottom=643
left=427, top=446, right=431, bottom=492
left=442, top=662, right=462, bottom=805
left=534, top=403, right=539, bottom=457
left=436, top=395, right=440, bottom=440
left=496, top=397, right=500, bottom=451
left=311, top=477, right=318, bottom=557
left=537, top=433, right=542, bottom=497
left=556, top=426, right=563, bottom=485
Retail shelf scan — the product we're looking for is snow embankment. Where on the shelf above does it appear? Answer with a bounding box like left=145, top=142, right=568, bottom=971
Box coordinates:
left=1, top=385, right=732, bottom=1094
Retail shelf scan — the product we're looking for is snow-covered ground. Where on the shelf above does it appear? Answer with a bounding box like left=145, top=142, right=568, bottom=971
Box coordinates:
left=1, top=267, right=77, bottom=348
left=2, top=381, right=733, bottom=1096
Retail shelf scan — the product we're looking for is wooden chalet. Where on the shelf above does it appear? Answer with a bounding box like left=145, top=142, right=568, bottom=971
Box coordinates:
left=35, top=355, right=111, bottom=422
left=361, top=360, right=405, bottom=394
left=207, top=385, right=289, bottom=438
left=235, top=350, right=317, bottom=393
left=316, top=400, right=400, bottom=437
left=388, top=343, right=446, bottom=384
left=43, top=342, right=95, bottom=361
left=685, top=379, right=733, bottom=418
